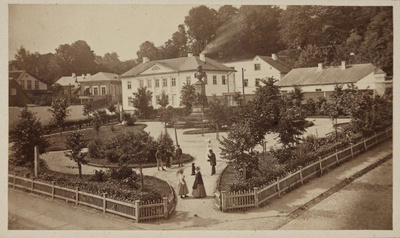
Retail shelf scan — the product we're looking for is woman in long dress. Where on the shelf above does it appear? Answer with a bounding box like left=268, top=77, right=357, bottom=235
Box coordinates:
left=192, top=166, right=207, bottom=198
left=177, top=169, right=189, bottom=198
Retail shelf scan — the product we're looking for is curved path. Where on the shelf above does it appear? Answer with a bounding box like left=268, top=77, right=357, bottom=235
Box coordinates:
left=40, top=118, right=349, bottom=224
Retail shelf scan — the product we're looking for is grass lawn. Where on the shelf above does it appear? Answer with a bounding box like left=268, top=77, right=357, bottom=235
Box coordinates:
left=218, top=162, right=239, bottom=192
left=46, top=123, right=147, bottom=151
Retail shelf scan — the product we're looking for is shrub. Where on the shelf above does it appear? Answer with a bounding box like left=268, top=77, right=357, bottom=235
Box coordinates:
left=122, top=112, right=136, bottom=126
left=109, top=166, right=135, bottom=180
left=90, top=170, right=107, bottom=182
left=88, top=139, right=104, bottom=160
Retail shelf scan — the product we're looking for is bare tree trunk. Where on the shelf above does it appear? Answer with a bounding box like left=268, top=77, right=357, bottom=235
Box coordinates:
left=78, top=162, right=82, bottom=179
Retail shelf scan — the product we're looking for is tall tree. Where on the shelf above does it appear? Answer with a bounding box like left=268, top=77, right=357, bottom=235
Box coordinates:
left=9, top=108, right=50, bottom=166
left=136, top=41, right=160, bottom=61
left=54, top=40, right=97, bottom=76
left=157, top=90, right=169, bottom=108
left=132, top=87, right=153, bottom=119
left=185, top=5, right=219, bottom=52
left=48, top=97, right=70, bottom=137
left=180, top=83, right=196, bottom=111
left=205, top=95, right=228, bottom=140
left=64, top=131, right=87, bottom=179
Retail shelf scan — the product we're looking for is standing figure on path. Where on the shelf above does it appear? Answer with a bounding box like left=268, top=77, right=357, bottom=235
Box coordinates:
left=177, top=169, right=189, bottom=198
left=192, top=166, right=207, bottom=198
left=156, top=148, right=166, bottom=171
left=208, top=149, right=216, bottom=175
left=175, top=145, right=183, bottom=167
left=166, top=149, right=172, bottom=168
left=206, top=139, right=213, bottom=161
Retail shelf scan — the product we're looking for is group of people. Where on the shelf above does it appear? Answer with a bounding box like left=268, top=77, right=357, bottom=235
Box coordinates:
left=155, top=144, right=183, bottom=171
left=175, top=139, right=217, bottom=199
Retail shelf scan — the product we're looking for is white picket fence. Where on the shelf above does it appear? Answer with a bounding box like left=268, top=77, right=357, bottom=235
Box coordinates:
left=8, top=175, right=176, bottom=222
left=214, top=128, right=392, bottom=212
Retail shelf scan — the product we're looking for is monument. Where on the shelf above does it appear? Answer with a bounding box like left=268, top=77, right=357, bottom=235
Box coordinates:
left=191, top=65, right=207, bottom=115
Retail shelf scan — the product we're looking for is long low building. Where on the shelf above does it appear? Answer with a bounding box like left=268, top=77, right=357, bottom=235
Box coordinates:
left=277, top=61, right=391, bottom=100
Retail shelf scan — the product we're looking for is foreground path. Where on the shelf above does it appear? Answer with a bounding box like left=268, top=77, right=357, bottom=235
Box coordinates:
left=10, top=137, right=392, bottom=231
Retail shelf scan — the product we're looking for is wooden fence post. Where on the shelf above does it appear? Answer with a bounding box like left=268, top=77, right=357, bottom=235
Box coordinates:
left=102, top=193, right=106, bottom=213
left=221, top=191, right=226, bottom=212
left=163, top=197, right=168, bottom=219
left=350, top=143, right=354, bottom=158
left=298, top=166, right=303, bottom=184
left=277, top=177, right=281, bottom=197
left=51, top=181, right=55, bottom=199
left=135, top=200, right=140, bottom=223
left=335, top=149, right=339, bottom=164
left=31, top=178, right=34, bottom=192
left=253, top=187, right=259, bottom=208
left=75, top=187, right=79, bottom=205
left=319, top=157, right=323, bottom=173
left=364, top=138, right=368, bottom=151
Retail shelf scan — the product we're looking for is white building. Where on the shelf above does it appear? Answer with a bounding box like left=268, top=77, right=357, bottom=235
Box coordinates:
left=119, top=53, right=235, bottom=111
left=277, top=62, right=389, bottom=101
left=223, top=54, right=291, bottom=102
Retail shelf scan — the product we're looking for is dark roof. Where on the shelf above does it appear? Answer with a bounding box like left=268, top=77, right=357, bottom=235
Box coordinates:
left=120, top=56, right=235, bottom=78
left=9, top=70, right=25, bottom=81
left=277, top=63, right=383, bottom=87
left=9, top=79, right=32, bottom=106
left=257, top=56, right=291, bottom=73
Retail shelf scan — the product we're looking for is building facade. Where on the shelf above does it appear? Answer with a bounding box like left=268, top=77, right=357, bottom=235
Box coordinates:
left=54, top=72, right=122, bottom=104
left=223, top=54, right=291, bottom=103
left=9, top=70, right=49, bottom=105
left=120, top=54, right=235, bottom=112
left=277, top=62, right=389, bottom=101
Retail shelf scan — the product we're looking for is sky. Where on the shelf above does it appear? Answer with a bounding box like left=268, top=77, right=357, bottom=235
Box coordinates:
left=8, top=4, right=227, bottom=61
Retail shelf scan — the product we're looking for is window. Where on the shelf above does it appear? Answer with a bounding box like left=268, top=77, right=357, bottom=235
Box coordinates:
left=147, top=79, right=152, bottom=88
left=101, top=87, right=106, bottom=95
left=155, top=79, right=160, bottom=87
left=222, top=76, right=226, bottom=85
left=254, top=64, right=261, bottom=71
left=186, top=76, right=191, bottom=85
left=163, top=78, right=168, bottom=87
left=139, top=80, right=144, bottom=88
left=315, top=89, right=322, bottom=92
left=255, top=78, right=260, bottom=87
left=127, top=81, right=132, bottom=89
left=171, top=78, right=176, bottom=87
left=35, top=81, right=39, bottom=90
left=128, top=96, right=133, bottom=107
left=27, top=80, right=32, bottom=90
left=281, top=90, right=287, bottom=93
left=213, top=75, right=217, bottom=85
left=20, top=80, right=24, bottom=89
left=204, top=75, right=208, bottom=84
left=93, top=87, right=98, bottom=95
left=244, top=79, right=248, bottom=87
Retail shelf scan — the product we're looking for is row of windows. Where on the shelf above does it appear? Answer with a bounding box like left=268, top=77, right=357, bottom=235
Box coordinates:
left=127, top=75, right=229, bottom=89
left=19, top=80, right=40, bottom=90
left=127, top=94, right=177, bottom=106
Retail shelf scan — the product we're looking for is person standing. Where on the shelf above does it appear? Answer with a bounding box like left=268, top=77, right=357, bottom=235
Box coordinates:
left=175, top=145, right=183, bottom=167
left=208, top=149, right=216, bottom=175
left=155, top=148, right=165, bottom=171
left=192, top=166, right=207, bottom=198
left=176, top=169, right=189, bottom=198
left=166, top=149, right=172, bottom=168
left=205, top=139, right=212, bottom=161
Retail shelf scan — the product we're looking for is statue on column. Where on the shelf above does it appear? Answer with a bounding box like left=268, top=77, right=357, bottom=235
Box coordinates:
left=192, top=65, right=207, bottom=114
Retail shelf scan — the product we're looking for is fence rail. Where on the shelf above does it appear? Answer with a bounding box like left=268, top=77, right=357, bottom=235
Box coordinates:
left=8, top=175, right=176, bottom=223
left=216, top=128, right=392, bottom=212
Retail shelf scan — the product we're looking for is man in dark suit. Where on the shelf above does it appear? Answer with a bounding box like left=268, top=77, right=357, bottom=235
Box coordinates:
left=208, top=149, right=216, bottom=175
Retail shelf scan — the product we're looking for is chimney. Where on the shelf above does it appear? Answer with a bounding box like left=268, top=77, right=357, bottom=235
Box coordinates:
left=318, top=63, right=323, bottom=71
left=341, top=61, right=346, bottom=70
left=188, top=53, right=193, bottom=57
left=86, top=73, right=91, bottom=77
left=143, top=57, right=149, bottom=63
left=271, top=53, right=278, bottom=60
left=72, top=73, right=76, bottom=77
left=200, top=53, right=206, bottom=62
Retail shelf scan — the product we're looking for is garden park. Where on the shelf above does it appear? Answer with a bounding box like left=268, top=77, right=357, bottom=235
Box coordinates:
left=8, top=77, right=393, bottom=222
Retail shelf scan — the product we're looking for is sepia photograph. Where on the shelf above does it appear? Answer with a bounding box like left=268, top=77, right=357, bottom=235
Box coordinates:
left=1, top=0, right=398, bottom=237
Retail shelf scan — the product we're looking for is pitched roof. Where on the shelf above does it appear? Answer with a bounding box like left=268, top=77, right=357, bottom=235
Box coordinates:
left=9, top=70, right=25, bottom=81
left=277, top=63, right=381, bottom=87
left=81, top=72, right=119, bottom=82
left=120, top=56, right=235, bottom=78
left=257, top=56, right=291, bottom=73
